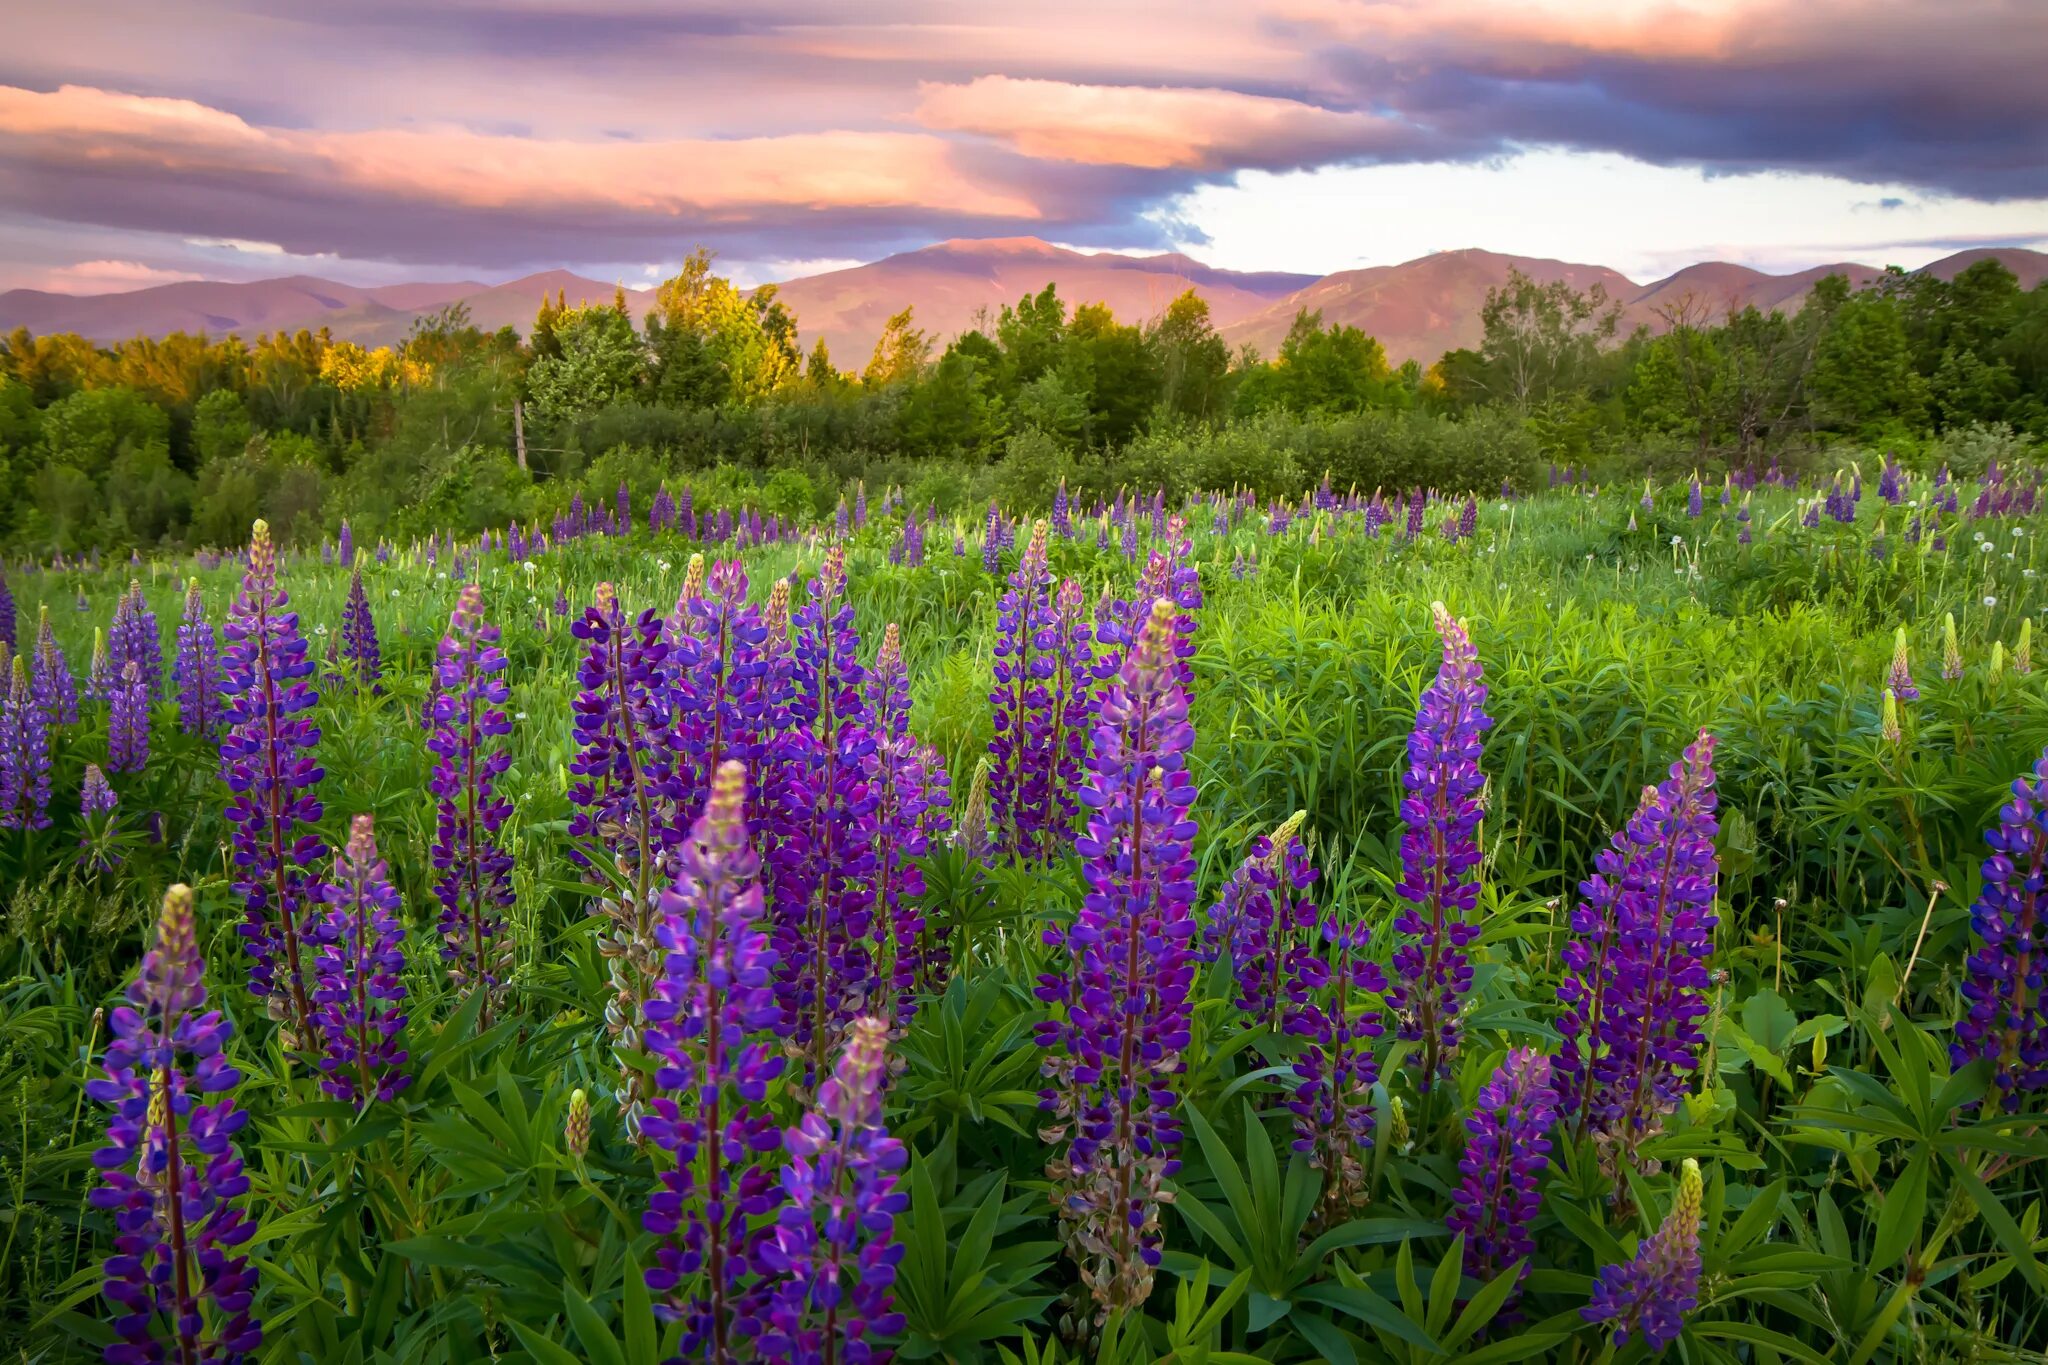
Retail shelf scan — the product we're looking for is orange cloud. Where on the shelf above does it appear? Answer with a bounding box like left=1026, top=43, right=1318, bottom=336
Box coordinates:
left=915, top=76, right=1421, bottom=171
left=0, top=83, right=1041, bottom=220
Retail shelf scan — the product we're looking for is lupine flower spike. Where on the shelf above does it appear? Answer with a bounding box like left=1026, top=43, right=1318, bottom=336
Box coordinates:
left=1037, top=596, right=1199, bottom=1314
left=1446, top=1048, right=1558, bottom=1298
left=1943, top=612, right=1965, bottom=680
left=1953, top=746, right=2048, bottom=1113
left=1388, top=603, right=1493, bottom=1091
left=175, top=579, right=225, bottom=738
left=1584, top=1158, right=1704, bottom=1351
left=218, top=519, right=327, bottom=1034
left=89, top=885, right=261, bottom=1364
left=428, top=585, right=515, bottom=1020
left=78, top=762, right=120, bottom=871
left=1887, top=626, right=1918, bottom=701
left=311, top=814, right=410, bottom=1104
left=1, top=654, right=53, bottom=831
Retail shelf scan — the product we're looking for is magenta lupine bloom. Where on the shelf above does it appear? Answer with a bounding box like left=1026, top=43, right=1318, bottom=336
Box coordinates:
left=218, top=519, right=327, bottom=1031
left=1387, top=603, right=1493, bottom=1091
left=776, top=547, right=880, bottom=1084
left=866, top=623, right=945, bottom=1020
left=311, top=814, right=410, bottom=1104
left=89, top=885, right=261, bottom=1365
left=989, top=521, right=1057, bottom=859
left=1446, top=1049, right=1558, bottom=1292
left=429, top=585, right=514, bottom=1018
left=762, top=1015, right=908, bottom=1364
left=1953, top=746, right=2048, bottom=1112
left=1584, top=1158, right=1703, bottom=1351
left=78, top=762, right=121, bottom=871
left=1559, top=732, right=1719, bottom=1155
left=175, top=579, right=225, bottom=738
left=108, top=660, right=150, bottom=775
left=643, top=762, right=788, bottom=1364
left=338, top=568, right=382, bottom=691
left=1037, top=596, right=1199, bottom=1312
left=1, top=655, right=53, bottom=830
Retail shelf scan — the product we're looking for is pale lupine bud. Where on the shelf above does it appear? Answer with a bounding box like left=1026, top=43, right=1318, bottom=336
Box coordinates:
left=565, top=1088, right=592, bottom=1161
left=1943, top=613, right=1964, bottom=680
left=681, top=553, right=706, bottom=603
left=2018, top=620, right=2034, bottom=676
left=1887, top=626, right=1918, bottom=700
left=1991, top=641, right=2007, bottom=679
left=1882, top=689, right=1903, bottom=746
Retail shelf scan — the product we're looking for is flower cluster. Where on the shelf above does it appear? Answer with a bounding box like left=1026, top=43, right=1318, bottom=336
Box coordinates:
left=108, top=660, right=150, bottom=774
left=89, top=885, right=261, bottom=1364
left=218, top=520, right=328, bottom=1032
left=78, top=762, right=121, bottom=871
left=1387, top=603, right=1493, bottom=1090
left=1583, top=1158, right=1704, bottom=1351
left=1953, top=745, right=2048, bottom=1112
left=761, top=1016, right=909, bottom=1364
left=338, top=567, right=382, bottom=691
left=311, top=814, right=410, bottom=1104
left=1446, top=1048, right=1558, bottom=1292
left=428, top=584, right=515, bottom=1018
left=175, top=578, right=225, bottom=738
left=1037, top=596, right=1199, bottom=1313
left=1556, top=731, right=1720, bottom=1160
left=34, top=605, right=79, bottom=727
left=1, top=654, right=53, bottom=830
left=642, top=761, right=789, bottom=1362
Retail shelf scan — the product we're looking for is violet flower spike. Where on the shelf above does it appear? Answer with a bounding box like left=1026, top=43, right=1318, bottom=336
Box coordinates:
left=1036, top=596, right=1199, bottom=1313
left=1, top=654, right=53, bottom=831
left=108, top=660, right=150, bottom=775
left=88, top=885, right=261, bottom=1364
left=1584, top=1158, right=1704, bottom=1351
left=311, top=814, right=411, bottom=1105
left=428, top=584, right=515, bottom=1023
left=1387, top=603, right=1492, bottom=1090
left=1446, top=1048, right=1558, bottom=1295
left=641, top=761, right=789, bottom=1364
left=34, top=605, right=79, bottom=727
left=217, top=519, right=327, bottom=1032
left=1953, top=744, right=2048, bottom=1113
left=78, top=762, right=121, bottom=871
left=175, top=578, right=225, bottom=738
left=338, top=567, right=383, bottom=692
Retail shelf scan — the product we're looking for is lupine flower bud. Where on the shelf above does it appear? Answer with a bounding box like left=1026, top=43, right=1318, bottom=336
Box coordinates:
left=1887, top=626, right=1918, bottom=701
left=1447, top=1049, right=1558, bottom=1295
left=1881, top=688, right=1903, bottom=745
left=1388, top=603, right=1493, bottom=1090
left=1954, top=746, right=2048, bottom=1113
left=565, top=1088, right=592, bottom=1161
left=89, top=885, right=261, bottom=1363
left=1943, top=612, right=1965, bottom=680
left=2018, top=620, right=2034, bottom=676
left=953, top=755, right=994, bottom=858
left=1583, top=1158, right=1704, bottom=1351
left=1991, top=641, right=2007, bottom=679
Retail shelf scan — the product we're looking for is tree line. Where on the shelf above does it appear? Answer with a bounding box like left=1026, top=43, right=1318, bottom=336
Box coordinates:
left=2, top=246, right=2043, bottom=553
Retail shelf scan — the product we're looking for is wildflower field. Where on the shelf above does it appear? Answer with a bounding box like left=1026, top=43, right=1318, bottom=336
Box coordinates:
left=4, top=466, right=2048, bottom=1364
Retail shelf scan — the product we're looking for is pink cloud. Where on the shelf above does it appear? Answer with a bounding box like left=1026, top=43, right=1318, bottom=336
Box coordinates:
left=915, top=75, right=1426, bottom=170
left=0, top=83, right=1041, bottom=221
left=29, top=259, right=203, bottom=294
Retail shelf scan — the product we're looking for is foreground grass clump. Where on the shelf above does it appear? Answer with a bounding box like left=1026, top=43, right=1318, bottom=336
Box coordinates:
left=2, top=469, right=2046, bottom=1363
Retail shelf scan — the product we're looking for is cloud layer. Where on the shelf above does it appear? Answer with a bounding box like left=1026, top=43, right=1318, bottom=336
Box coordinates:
left=0, top=1, right=2041, bottom=288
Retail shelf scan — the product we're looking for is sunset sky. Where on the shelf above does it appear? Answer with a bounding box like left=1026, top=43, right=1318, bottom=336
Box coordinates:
left=1, top=0, right=2043, bottom=293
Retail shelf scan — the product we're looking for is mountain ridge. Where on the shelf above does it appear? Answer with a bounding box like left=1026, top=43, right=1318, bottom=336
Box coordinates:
left=4, top=239, right=2042, bottom=370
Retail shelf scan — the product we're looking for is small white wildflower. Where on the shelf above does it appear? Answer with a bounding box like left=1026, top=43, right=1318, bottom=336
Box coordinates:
left=391, top=588, right=401, bottom=598
left=1670, top=535, right=1684, bottom=547
left=1981, top=542, right=1995, bottom=553
left=437, top=570, right=449, bottom=580
left=1497, top=502, right=1509, bottom=512
left=2013, top=527, right=2025, bottom=538
left=2026, top=569, right=2038, bottom=579
left=515, top=711, right=528, bottom=720
left=1985, top=595, right=1999, bottom=608
left=313, top=624, right=328, bottom=636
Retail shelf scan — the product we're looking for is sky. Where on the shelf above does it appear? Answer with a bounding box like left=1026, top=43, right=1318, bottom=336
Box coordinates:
left=0, top=0, right=2043, bottom=294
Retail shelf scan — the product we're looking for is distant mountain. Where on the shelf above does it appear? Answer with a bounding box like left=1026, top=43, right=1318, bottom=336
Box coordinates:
left=2, top=240, right=2042, bottom=369
left=765, top=237, right=1317, bottom=366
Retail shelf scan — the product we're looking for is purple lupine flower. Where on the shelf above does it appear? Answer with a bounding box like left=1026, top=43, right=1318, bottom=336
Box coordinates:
left=989, top=521, right=1058, bottom=860
left=1036, top=596, right=1199, bottom=1312
left=2, top=654, right=53, bottom=830
left=775, top=546, right=880, bottom=1086
left=667, top=558, right=772, bottom=824
left=311, top=814, right=410, bottom=1104
left=338, top=568, right=382, bottom=692
left=652, top=483, right=676, bottom=532
left=568, top=580, right=673, bottom=914
left=428, top=585, right=514, bottom=1022
left=175, top=578, right=225, bottom=738
left=110, top=581, right=163, bottom=703
left=1208, top=818, right=1312, bottom=1031
left=1879, top=457, right=1903, bottom=504
left=1027, top=578, right=1097, bottom=860
left=1052, top=479, right=1072, bottom=538
left=1406, top=487, right=1427, bottom=540
left=1459, top=496, right=1478, bottom=539
left=89, top=885, right=261, bottom=1364
left=981, top=502, right=1004, bottom=574
left=108, top=661, right=149, bottom=775
left=1446, top=1048, right=1558, bottom=1293
left=642, top=761, right=788, bottom=1364
left=1286, top=904, right=1387, bottom=1225
left=854, top=481, right=868, bottom=528
left=866, top=623, right=945, bottom=1019
left=1584, top=1158, right=1704, bottom=1351
left=0, top=568, right=14, bottom=654
left=218, top=518, right=327, bottom=1032
left=835, top=497, right=849, bottom=539
left=338, top=519, right=354, bottom=566
left=78, top=762, right=121, bottom=871
left=1686, top=476, right=1703, bottom=519
left=88, top=627, right=116, bottom=705
left=1387, top=603, right=1492, bottom=1091
left=1953, top=745, right=2048, bottom=1113
left=1558, top=732, right=1719, bottom=1155
left=761, top=1015, right=909, bottom=1363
